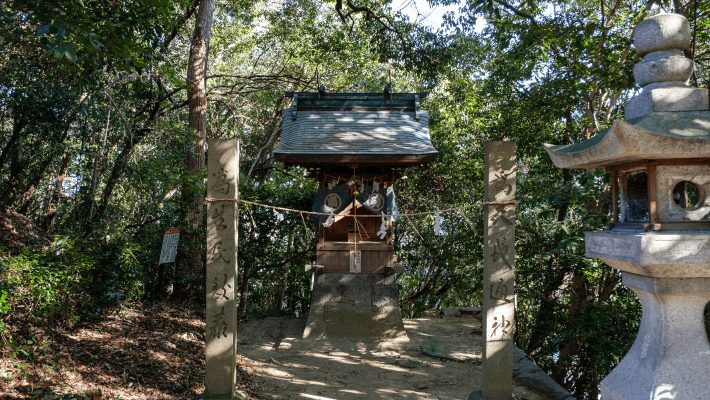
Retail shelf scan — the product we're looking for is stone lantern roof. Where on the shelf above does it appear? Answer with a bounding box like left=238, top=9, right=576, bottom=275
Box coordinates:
left=273, top=91, right=438, bottom=168
left=544, top=13, right=710, bottom=169
left=544, top=112, right=710, bottom=169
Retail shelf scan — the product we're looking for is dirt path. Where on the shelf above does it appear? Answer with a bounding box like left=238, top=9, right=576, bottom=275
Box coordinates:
left=238, top=317, right=546, bottom=400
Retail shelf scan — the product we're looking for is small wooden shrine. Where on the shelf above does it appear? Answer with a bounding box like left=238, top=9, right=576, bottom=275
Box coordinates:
left=273, top=87, right=438, bottom=338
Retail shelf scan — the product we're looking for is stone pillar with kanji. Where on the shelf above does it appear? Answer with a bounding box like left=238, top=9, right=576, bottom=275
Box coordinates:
left=205, top=139, right=239, bottom=400
left=482, top=141, right=516, bottom=400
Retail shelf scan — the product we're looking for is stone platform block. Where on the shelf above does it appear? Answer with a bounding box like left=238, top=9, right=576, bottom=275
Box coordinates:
left=303, top=272, right=407, bottom=339
left=374, top=273, right=397, bottom=286
left=316, top=273, right=376, bottom=286
left=340, top=285, right=373, bottom=306
left=308, top=285, right=342, bottom=314
left=324, top=303, right=379, bottom=337
left=372, top=286, right=399, bottom=307
left=302, top=316, right=325, bottom=339
left=586, top=230, right=710, bottom=278
left=373, top=304, right=405, bottom=324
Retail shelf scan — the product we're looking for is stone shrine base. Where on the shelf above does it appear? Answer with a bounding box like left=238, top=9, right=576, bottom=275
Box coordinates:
left=303, top=273, right=408, bottom=339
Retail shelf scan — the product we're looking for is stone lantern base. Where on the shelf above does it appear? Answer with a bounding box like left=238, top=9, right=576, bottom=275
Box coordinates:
left=601, top=273, right=710, bottom=400
left=586, top=230, right=710, bottom=400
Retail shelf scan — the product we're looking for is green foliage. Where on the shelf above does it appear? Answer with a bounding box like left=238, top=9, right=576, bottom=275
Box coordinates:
left=0, top=0, right=192, bottom=73
left=1, top=242, right=89, bottom=329
left=236, top=172, right=318, bottom=315
left=0, top=236, right=150, bottom=332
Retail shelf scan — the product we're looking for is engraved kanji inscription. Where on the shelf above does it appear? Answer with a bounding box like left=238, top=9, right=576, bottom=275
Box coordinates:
left=493, top=170, right=514, bottom=196
left=490, top=278, right=508, bottom=301
left=209, top=240, right=230, bottom=263
left=490, top=315, right=512, bottom=338
left=208, top=306, right=228, bottom=339
left=490, top=205, right=513, bottom=226
left=211, top=168, right=230, bottom=196
left=210, top=204, right=227, bottom=231
left=211, top=274, right=231, bottom=300
left=491, top=237, right=513, bottom=270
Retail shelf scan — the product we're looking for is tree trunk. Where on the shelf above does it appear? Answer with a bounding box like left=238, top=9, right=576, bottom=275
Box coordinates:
left=526, top=163, right=572, bottom=357
left=524, top=256, right=566, bottom=357
left=238, top=266, right=251, bottom=315
left=86, top=110, right=111, bottom=224
left=42, top=153, right=69, bottom=232
left=275, top=232, right=294, bottom=310
left=93, top=103, right=160, bottom=225
left=0, top=114, right=26, bottom=208
left=0, top=113, right=25, bottom=177
left=16, top=119, right=74, bottom=214
left=551, top=270, right=589, bottom=387
left=180, top=0, right=218, bottom=276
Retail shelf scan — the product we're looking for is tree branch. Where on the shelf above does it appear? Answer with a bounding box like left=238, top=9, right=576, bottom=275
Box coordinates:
left=163, top=0, right=200, bottom=48
left=335, top=0, right=415, bottom=59
left=124, top=217, right=160, bottom=230
left=493, top=0, right=535, bottom=20
left=250, top=166, right=297, bottom=178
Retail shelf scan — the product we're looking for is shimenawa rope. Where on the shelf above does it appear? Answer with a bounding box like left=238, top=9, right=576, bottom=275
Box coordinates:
left=204, top=198, right=516, bottom=218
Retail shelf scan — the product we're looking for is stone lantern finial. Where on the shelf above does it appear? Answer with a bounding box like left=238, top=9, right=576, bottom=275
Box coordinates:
left=626, top=13, right=707, bottom=119
left=633, top=14, right=693, bottom=87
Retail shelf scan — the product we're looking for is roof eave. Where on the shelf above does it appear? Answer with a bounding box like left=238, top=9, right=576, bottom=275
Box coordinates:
left=273, top=151, right=438, bottom=165
left=545, top=112, right=710, bottom=169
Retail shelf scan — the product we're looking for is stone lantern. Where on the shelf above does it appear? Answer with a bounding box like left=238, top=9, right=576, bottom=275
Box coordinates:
left=545, top=13, right=710, bottom=400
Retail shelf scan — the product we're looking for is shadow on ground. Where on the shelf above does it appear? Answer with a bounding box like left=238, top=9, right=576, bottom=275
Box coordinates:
left=238, top=317, right=545, bottom=400
left=0, top=300, right=259, bottom=400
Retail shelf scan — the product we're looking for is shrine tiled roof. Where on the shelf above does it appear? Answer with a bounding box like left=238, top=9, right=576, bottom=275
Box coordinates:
left=273, top=92, right=438, bottom=167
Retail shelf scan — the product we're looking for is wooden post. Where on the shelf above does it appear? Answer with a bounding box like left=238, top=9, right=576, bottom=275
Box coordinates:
left=482, top=141, right=516, bottom=400
left=647, top=163, right=658, bottom=224
left=205, top=139, right=239, bottom=399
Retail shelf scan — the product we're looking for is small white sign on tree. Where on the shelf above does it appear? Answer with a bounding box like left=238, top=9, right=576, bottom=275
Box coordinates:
left=159, top=227, right=181, bottom=264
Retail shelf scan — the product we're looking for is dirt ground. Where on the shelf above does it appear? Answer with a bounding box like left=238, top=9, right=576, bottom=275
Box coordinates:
left=238, top=316, right=547, bottom=400
left=0, top=300, right=261, bottom=400
left=1, top=299, right=548, bottom=400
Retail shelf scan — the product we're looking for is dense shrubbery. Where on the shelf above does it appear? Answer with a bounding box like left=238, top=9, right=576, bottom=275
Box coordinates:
left=1, top=239, right=131, bottom=330
left=0, top=229, right=188, bottom=355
